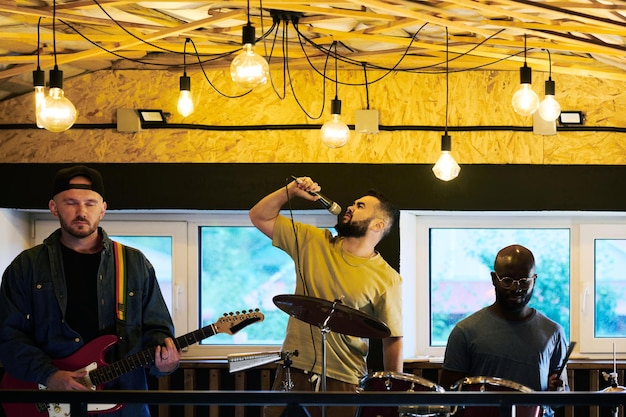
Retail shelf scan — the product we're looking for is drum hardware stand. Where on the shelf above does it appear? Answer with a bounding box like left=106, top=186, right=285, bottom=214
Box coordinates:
left=318, top=298, right=342, bottom=417
left=281, top=350, right=299, bottom=392
left=273, top=294, right=391, bottom=417
left=279, top=350, right=311, bottom=417
left=602, top=371, right=624, bottom=417
left=602, top=343, right=625, bottom=417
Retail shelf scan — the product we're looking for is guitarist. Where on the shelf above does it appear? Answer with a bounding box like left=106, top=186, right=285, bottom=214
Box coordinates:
left=0, top=165, right=180, bottom=417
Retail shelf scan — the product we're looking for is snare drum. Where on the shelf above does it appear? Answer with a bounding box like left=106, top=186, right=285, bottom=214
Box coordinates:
left=356, top=371, right=446, bottom=417
left=451, top=376, right=540, bottom=417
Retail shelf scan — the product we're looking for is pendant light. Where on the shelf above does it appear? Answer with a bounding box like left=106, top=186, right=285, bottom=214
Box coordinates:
left=33, top=17, right=45, bottom=128
left=177, top=38, right=194, bottom=117
left=230, top=0, right=269, bottom=89
left=38, top=0, right=77, bottom=132
left=433, top=28, right=460, bottom=182
left=321, top=41, right=349, bottom=148
left=538, top=49, right=561, bottom=122
left=511, top=34, right=539, bottom=117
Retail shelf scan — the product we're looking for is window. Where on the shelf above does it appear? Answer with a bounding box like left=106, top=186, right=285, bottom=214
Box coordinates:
left=35, top=212, right=335, bottom=358
left=428, top=227, right=570, bottom=347
left=401, top=213, right=573, bottom=358
left=35, top=219, right=187, bottom=334
left=186, top=213, right=335, bottom=357
left=33, top=211, right=626, bottom=360
left=197, top=226, right=294, bottom=346
left=580, top=224, right=626, bottom=354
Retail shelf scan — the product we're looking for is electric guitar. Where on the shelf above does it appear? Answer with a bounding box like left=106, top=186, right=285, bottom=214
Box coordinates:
left=0, top=309, right=264, bottom=417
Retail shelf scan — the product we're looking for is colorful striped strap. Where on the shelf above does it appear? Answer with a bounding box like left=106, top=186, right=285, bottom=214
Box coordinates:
left=112, top=241, right=127, bottom=322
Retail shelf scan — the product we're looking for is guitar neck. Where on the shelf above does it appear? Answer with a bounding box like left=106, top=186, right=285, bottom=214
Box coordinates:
left=89, top=324, right=216, bottom=386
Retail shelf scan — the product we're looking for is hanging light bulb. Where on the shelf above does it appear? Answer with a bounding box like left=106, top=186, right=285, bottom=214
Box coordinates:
left=177, top=38, right=194, bottom=117
left=38, top=0, right=77, bottom=132
left=321, top=41, right=349, bottom=148
left=177, top=75, right=193, bottom=117
left=433, top=28, right=460, bottom=181
left=512, top=34, right=539, bottom=117
left=433, top=134, right=461, bottom=181
left=230, top=23, right=269, bottom=89
left=538, top=50, right=561, bottom=122
left=39, top=65, right=77, bottom=132
left=321, top=98, right=349, bottom=148
left=538, top=78, right=561, bottom=122
left=512, top=64, right=540, bottom=116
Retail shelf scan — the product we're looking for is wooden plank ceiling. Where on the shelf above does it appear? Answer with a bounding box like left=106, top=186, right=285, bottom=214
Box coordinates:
left=0, top=0, right=624, bottom=102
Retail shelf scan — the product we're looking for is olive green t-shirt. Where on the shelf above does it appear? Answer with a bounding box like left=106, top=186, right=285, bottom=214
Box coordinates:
left=273, top=215, right=403, bottom=385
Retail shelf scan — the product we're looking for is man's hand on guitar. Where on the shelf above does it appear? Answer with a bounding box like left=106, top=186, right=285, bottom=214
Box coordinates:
left=46, top=369, right=90, bottom=391
left=155, top=337, right=180, bottom=373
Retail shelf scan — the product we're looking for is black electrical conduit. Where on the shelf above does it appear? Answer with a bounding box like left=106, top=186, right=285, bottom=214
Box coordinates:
left=1, top=123, right=625, bottom=133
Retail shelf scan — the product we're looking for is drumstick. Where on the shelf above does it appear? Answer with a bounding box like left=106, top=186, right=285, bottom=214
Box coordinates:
left=556, top=341, right=576, bottom=379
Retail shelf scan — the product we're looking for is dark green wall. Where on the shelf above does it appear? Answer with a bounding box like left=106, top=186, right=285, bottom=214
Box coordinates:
left=2, top=162, right=626, bottom=270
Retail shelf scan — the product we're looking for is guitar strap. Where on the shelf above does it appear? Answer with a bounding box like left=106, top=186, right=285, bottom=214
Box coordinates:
left=112, top=241, right=127, bottom=322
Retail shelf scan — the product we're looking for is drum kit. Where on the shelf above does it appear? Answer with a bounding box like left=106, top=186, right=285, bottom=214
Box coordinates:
left=226, top=294, right=546, bottom=417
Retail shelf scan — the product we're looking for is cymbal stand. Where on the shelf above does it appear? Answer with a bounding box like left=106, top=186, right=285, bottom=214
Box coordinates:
left=318, top=298, right=341, bottom=417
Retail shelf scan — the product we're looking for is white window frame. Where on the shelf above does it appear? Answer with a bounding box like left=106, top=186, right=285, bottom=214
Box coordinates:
left=400, top=211, right=626, bottom=361
left=31, top=210, right=626, bottom=361
left=34, top=217, right=188, bottom=336
left=184, top=211, right=335, bottom=358
left=579, top=224, right=626, bottom=354
left=34, top=210, right=335, bottom=359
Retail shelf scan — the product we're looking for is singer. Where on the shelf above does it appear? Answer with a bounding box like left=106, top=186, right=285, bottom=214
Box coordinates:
left=249, top=176, right=403, bottom=417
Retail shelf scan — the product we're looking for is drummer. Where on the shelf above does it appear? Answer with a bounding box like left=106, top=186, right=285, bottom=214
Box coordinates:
left=439, top=244, right=570, bottom=417
left=250, top=176, right=403, bottom=417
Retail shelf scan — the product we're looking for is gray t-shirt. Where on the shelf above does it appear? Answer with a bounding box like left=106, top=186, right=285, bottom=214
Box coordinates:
left=442, top=306, right=568, bottom=416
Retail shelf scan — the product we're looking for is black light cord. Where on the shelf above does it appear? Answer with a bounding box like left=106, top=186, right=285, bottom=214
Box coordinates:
left=547, top=48, right=552, bottom=78
left=268, top=15, right=326, bottom=120
left=37, top=17, right=42, bottom=68
left=333, top=41, right=339, bottom=100
left=187, top=38, right=250, bottom=99
left=362, top=63, right=370, bottom=109
left=445, top=27, right=449, bottom=135
left=524, top=33, right=528, bottom=64
left=52, top=0, right=57, bottom=66
left=183, top=38, right=188, bottom=74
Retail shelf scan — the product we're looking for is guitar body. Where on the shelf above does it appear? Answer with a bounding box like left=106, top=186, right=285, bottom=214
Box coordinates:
left=0, top=309, right=264, bottom=417
left=1, top=334, right=122, bottom=417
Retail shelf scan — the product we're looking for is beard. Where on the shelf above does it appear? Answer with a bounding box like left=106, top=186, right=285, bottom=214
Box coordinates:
left=334, top=216, right=370, bottom=238
left=59, top=216, right=98, bottom=239
left=495, top=286, right=534, bottom=314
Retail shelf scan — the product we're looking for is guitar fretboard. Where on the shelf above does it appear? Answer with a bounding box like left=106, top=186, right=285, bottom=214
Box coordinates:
left=89, top=324, right=217, bottom=386
left=87, top=310, right=263, bottom=386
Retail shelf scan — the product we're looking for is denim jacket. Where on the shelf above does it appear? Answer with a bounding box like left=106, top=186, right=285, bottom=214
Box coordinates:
left=0, top=228, right=175, bottom=417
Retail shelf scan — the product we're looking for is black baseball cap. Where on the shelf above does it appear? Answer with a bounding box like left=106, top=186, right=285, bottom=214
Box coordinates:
left=52, top=165, right=105, bottom=199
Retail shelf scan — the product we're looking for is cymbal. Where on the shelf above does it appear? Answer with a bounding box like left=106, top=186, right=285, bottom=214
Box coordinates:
left=273, top=294, right=391, bottom=339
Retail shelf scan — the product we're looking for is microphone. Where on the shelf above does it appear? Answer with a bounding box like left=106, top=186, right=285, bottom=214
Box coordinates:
left=291, top=176, right=342, bottom=215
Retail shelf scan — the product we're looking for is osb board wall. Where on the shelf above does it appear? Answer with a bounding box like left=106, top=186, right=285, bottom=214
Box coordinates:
left=0, top=69, right=624, bottom=164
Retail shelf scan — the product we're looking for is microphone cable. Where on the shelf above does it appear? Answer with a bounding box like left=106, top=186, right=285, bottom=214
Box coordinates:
left=283, top=179, right=319, bottom=375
